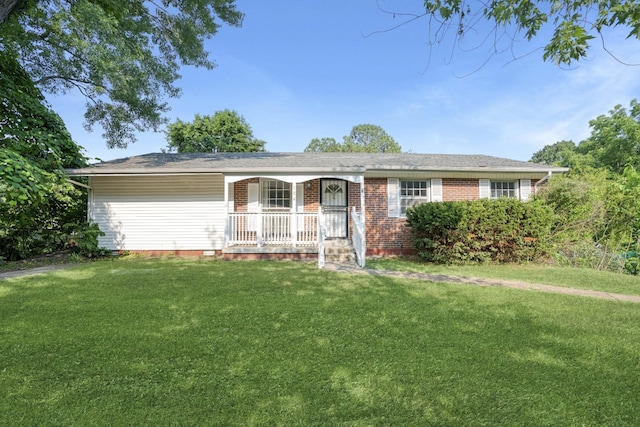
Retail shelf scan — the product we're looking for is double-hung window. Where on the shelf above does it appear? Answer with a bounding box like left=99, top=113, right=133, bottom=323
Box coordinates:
left=490, top=181, right=517, bottom=199
left=400, top=180, right=430, bottom=215
left=388, top=178, right=442, bottom=218
left=262, top=179, right=291, bottom=211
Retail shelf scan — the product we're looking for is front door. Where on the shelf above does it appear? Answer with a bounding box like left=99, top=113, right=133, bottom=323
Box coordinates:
left=321, top=179, right=348, bottom=238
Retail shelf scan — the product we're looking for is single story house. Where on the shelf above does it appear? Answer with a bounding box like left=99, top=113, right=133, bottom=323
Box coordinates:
left=66, top=152, right=568, bottom=267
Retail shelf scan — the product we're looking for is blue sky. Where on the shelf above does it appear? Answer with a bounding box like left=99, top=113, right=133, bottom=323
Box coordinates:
left=47, top=0, right=640, bottom=162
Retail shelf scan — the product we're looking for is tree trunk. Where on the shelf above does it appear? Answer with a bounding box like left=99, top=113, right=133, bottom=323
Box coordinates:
left=0, top=0, right=26, bottom=24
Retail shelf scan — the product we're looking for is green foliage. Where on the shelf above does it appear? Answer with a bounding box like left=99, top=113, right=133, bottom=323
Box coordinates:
left=536, top=100, right=640, bottom=173
left=70, top=221, right=108, bottom=258
left=419, top=0, right=640, bottom=65
left=0, top=50, right=103, bottom=261
left=304, top=137, right=343, bottom=153
left=406, top=198, right=554, bottom=263
left=576, top=100, right=640, bottom=174
left=343, top=124, right=402, bottom=153
left=530, top=140, right=577, bottom=166
left=166, top=110, right=266, bottom=153
left=0, top=0, right=243, bottom=148
left=304, top=124, right=402, bottom=153
left=535, top=167, right=639, bottom=272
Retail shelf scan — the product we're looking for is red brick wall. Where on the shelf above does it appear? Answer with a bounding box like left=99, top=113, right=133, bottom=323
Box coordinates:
left=364, top=177, right=483, bottom=255
left=303, top=180, right=319, bottom=212
left=364, top=178, right=414, bottom=256
left=442, top=178, right=479, bottom=201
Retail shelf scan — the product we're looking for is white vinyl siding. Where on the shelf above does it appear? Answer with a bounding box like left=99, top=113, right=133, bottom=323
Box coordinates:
left=89, top=175, right=225, bottom=251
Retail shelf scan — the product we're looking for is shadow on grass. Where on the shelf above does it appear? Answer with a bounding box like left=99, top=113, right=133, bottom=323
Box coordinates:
left=1, top=258, right=639, bottom=425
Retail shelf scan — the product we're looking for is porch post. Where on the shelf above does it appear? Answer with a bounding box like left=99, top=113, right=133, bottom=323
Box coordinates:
left=360, top=178, right=365, bottom=226
left=291, top=182, right=297, bottom=248
left=223, top=177, right=229, bottom=248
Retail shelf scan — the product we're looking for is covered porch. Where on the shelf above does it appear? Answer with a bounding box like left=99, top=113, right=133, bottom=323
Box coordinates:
left=222, top=172, right=366, bottom=266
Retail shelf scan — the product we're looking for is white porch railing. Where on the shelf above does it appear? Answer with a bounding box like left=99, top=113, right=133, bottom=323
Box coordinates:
left=351, top=207, right=366, bottom=267
left=227, top=212, right=318, bottom=247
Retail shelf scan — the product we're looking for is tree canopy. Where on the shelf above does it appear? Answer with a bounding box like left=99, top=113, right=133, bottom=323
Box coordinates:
left=0, top=0, right=243, bottom=149
left=379, top=0, right=640, bottom=66
left=166, top=110, right=266, bottom=153
left=1, top=50, right=91, bottom=260
left=530, top=140, right=577, bottom=166
left=304, top=124, right=402, bottom=153
left=531, top=99, right=640, bottom=173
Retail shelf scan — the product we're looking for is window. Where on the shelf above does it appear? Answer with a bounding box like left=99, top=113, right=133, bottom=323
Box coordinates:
left=262, top=180, right=290, bottom=210
left=490, top=181, right=517, bottom=199
left=400, top=180, right=430, bottom=214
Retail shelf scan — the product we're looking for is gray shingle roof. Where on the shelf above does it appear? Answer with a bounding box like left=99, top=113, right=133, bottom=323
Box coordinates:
left=66, top=152, right=567, bottom=175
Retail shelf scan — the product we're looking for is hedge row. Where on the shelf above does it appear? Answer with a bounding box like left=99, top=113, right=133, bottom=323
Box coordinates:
left=405, top=198, right=555, bottom=263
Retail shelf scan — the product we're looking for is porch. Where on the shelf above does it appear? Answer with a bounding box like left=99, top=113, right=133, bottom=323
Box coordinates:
left=223, top=208, right=366, bottom=267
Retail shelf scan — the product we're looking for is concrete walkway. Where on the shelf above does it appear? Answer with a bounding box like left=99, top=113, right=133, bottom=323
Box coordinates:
left=324, top=262, right=640, bottom=303
left=0, top=264, right=81, bottom=280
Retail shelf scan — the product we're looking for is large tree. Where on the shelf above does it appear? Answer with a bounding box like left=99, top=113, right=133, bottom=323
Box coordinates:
left=378, top=0, right=640, bottom=65
left=533, top=100, right=640, bottom=173
left=530, top=140, right=577, bottom=166
left=166, top=110, right=266, bottom=153
left=1, top=50, right=90, bottom=260
left=0, top=0, right=243, bottom=149
left=304, top=124, right=402, bottom=153
left=576, top=100, right=640, bottom=174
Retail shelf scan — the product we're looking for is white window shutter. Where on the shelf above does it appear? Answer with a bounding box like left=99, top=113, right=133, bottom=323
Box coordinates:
left=387, top=178, right=400, bottom=218
left=228, top=183, right=235, bottom=212
left=479, top=179, right=491, bottom=199
left=431, top=178, right=443, bottom=202
left=520, top=179, right=531, bottom=201
left=296, top=183, right=304, bottom=212
left=248, top=182, right=259, bottom=231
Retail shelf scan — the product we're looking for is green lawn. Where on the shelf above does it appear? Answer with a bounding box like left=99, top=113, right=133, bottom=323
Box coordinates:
left=2, top=258, right=640, bottom=426
left=367, top=257, right=640, bottom=296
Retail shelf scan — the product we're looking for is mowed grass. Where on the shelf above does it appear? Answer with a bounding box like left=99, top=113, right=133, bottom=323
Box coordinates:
left=1, top=258, right=640, bottom=426
left=367, top=257, right=640, bottom=296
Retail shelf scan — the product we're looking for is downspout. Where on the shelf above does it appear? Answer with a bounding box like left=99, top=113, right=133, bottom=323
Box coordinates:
left=534, top=171, right=552, bottom=195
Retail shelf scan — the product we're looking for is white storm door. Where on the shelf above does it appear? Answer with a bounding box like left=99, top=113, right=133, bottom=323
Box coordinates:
left=321, top=179, right=348, bottom=238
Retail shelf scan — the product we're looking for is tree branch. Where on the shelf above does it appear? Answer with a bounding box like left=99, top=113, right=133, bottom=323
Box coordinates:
left=0, top=0, right=27, bottom=24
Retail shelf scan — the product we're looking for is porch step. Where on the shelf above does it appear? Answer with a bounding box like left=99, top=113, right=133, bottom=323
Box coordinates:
left=324, top=239, right=357, bottom=264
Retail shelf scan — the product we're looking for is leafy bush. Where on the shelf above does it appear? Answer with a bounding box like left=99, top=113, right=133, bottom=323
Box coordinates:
left=535, top=168, right=640, bottom=273
left=69, top=221, right=109, bottom=258
left=406, top=199, right=555, bottom=264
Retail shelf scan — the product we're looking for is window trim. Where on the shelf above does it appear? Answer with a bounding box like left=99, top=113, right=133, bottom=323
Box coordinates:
left=388, top=178, right=441, bottom=218
left=399, top=180, right=430, bottom=216
left=261, top=179, right=291, bottom=211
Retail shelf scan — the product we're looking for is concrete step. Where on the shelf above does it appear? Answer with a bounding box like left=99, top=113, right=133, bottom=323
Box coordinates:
left=323, top=238, right=357, bottom=265
left=324, top=238, right=353, bottom=248
left=325, top=252, right=356, bottom=263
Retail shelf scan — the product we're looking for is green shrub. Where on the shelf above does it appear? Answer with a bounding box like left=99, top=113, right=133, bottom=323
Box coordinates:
left=70, top=221, right=109, bottom=258
left=406, top=199, right=555, bottom=264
